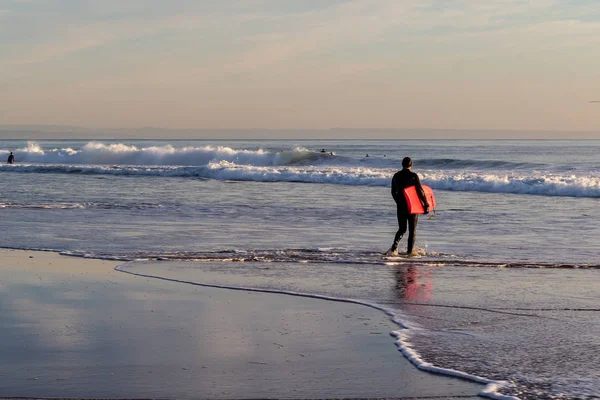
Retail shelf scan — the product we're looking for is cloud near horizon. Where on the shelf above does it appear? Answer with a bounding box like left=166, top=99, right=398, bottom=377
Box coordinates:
left=0, top=0, right=599, bottom=137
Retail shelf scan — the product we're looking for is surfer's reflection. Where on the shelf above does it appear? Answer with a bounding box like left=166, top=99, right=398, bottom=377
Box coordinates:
left=394, top=265, right=432, bottom=302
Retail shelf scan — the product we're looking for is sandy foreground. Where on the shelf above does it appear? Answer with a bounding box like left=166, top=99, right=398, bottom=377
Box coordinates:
left=0, top=249, right=483, bottom=399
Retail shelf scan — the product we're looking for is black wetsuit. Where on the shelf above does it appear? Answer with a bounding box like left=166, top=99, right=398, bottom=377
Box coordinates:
left=390, top=168, right=429, bottom=253
left=7, top=154, right=14, bottom=164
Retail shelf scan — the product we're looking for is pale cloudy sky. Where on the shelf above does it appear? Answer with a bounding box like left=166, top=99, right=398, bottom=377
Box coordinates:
left=1, top=0, right=599, bottom=137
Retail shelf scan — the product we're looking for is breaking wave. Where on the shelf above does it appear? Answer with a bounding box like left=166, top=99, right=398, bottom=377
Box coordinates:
left=1, top=142, right=599, bottom=197
left=0, top=141, right=322, bottom=167
left=0, top=141, right=550, bottom=169
left=2, top=162, right=599, bottom=198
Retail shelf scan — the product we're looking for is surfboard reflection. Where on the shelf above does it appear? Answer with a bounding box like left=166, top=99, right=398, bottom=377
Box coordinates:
left=394, top=265, right=433, bottom=302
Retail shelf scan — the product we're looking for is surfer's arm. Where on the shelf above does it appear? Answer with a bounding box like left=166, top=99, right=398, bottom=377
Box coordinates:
left=414, top=175, right=430, bottom=211
left=391, top=176, right=400, bottom=202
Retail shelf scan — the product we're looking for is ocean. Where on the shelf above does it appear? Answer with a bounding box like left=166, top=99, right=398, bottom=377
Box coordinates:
left=1, top=139, right=598, bottom=399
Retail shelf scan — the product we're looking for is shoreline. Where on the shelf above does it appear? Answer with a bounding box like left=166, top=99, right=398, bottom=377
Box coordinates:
left=0, top=248, right=487, bottom=399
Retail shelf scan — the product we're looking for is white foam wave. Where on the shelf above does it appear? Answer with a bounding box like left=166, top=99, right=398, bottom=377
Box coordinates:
left=1, top=142, right=599, bottom=197
left=0, top=142, right=563, bottom=172
left=0, top=141, right=317, bottom=167
left=421, top=171, right=600, bottom=198
left=2, top=161, right=599, bottom=197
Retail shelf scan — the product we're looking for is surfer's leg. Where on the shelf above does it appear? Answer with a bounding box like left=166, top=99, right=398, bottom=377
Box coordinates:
left=392, top=209, right=408, bottom=252
left=407, top=214, right=418, bottom=254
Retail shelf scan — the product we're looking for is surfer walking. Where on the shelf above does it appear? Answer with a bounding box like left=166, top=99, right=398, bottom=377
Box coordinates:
left=387, top=157, right=429, bottom=256
left=7, top=152, right=14, bottom=164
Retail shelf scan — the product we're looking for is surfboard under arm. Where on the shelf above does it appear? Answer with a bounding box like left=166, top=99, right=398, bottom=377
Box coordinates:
left=403, top=185, right=436, bottom=214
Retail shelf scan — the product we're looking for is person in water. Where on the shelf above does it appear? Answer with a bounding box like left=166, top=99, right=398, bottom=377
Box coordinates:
left=386, top=157, right=429, bottom=256
left=320, top=149, right=326, bottom=153
left=7, top=152, right=14, bottom=164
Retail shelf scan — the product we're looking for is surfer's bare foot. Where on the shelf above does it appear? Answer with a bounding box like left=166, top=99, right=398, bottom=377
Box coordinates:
left=406, top=250, right=419, bottom=257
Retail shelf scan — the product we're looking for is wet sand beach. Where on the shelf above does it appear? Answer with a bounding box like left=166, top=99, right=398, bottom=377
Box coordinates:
left=0, top=249, right=484, bottom=399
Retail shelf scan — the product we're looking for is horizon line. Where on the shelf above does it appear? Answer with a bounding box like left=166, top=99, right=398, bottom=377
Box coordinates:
left=1, top=125, right=600, bottom=134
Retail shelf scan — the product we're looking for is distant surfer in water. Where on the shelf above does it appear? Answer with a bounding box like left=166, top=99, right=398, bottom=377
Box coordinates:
left=386, top=157, right=429, bottom=256
left=7, top=152, right=14, bottom=164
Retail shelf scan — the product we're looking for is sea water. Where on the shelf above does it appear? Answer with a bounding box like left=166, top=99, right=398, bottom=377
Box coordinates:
left=0, top=139, right=598, bottom=399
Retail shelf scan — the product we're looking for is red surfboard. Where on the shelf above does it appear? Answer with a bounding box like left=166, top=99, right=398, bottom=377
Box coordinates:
left=403, top=185, right=436, bottom=214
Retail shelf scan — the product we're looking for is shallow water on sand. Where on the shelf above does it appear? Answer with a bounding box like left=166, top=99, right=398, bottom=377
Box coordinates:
left=121, top=260, right=600, bottom=399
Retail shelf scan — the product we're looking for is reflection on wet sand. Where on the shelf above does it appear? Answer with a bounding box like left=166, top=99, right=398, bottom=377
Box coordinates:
left=394, top=265, right=433, bottom=302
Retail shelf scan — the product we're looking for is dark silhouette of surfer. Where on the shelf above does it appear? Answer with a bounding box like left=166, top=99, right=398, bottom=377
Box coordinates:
left=320, top=149, right=327, bottom=153
left=386, top=157, right=429, bottom=256
left=7, top=152, right=14, bottom=164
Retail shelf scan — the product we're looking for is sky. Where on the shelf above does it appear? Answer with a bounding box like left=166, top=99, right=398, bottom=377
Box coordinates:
left=0, top=0, right=599, bottom=138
